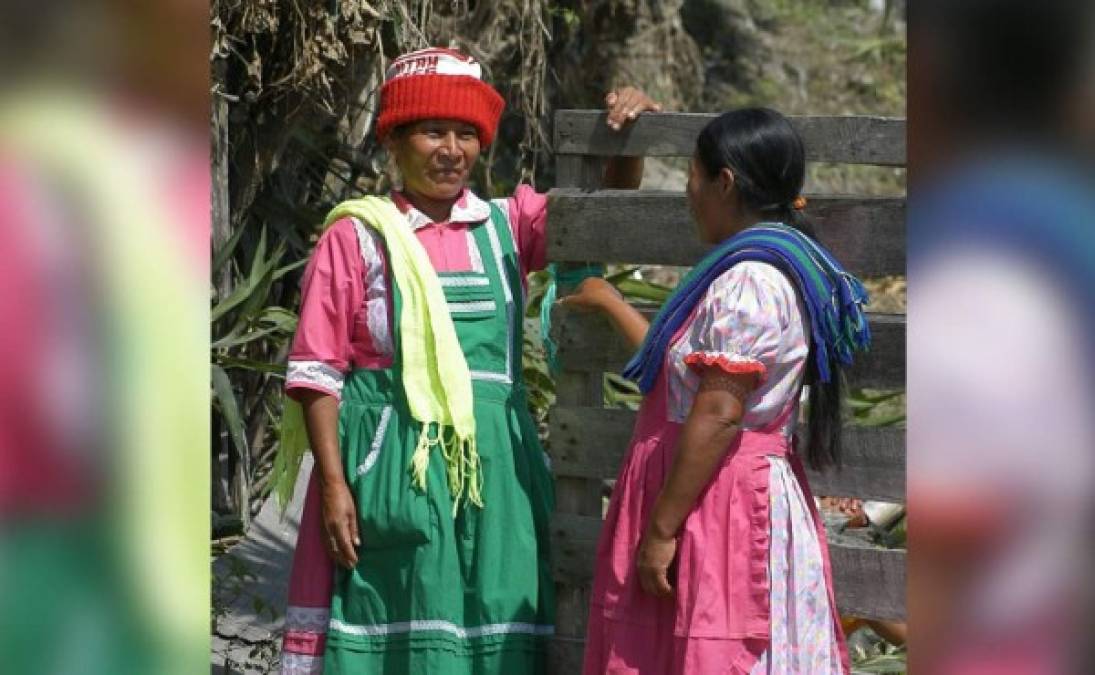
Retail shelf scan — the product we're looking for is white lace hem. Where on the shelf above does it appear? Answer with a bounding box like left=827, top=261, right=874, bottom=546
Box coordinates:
left=286, top=360, right=345, bottom=398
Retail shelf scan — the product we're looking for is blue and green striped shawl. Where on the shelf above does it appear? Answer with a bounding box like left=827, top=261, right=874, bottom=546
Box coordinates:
left=623, top=223, right=871, bottom=392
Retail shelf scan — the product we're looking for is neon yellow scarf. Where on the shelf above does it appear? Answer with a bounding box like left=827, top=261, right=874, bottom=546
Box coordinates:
left=276, top=196, right=481, bottom=513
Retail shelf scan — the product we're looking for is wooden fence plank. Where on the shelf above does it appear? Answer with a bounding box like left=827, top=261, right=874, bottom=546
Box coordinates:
left=552, top=308, right=905, bottom=390
left=547, top=190, right=905, bottom=276
left=548, top=406, right=905, bottom=502
left=551, top=514, right=906, bottom=620
left=553, top=154, right=608, bottom=518
left=556, top=155, right=606, bottom=189
left=554, top=111, right=906, bottom=166
left=549, top=637, right=586, bottom=673
left=828, top=544, right=908, bottom=621
left=552, top=154, right=607, bottom=662
left=554, top=377, right=607, bottom=518
left=552, top=583, right=592, bottom=642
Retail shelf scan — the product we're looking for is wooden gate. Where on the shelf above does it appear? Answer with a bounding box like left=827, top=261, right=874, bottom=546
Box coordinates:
left=544, top=110, right=906, bottom=671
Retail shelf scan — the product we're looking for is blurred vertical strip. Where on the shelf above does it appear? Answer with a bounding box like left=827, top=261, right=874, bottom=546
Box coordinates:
left=908, top=1, right=1095, bottom=673
left=0, top=1, right=210, bottom=673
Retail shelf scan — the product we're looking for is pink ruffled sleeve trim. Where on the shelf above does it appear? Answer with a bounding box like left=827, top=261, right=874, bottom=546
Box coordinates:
left=684, top=351, right=768, bottom=382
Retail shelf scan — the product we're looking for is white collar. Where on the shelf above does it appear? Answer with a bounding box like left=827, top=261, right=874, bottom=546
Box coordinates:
left=391, top=188, right=492, bottom=230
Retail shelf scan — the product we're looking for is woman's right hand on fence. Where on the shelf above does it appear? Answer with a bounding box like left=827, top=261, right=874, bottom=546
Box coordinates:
left=321, top=478, right=360, bottom=569
left=558, top=277, right=623, bottom=313
left=604, top=86, right=662, bottom=131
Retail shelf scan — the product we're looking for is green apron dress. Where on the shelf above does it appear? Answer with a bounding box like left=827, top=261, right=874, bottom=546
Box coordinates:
left=323, top=204, right=555, bottom=674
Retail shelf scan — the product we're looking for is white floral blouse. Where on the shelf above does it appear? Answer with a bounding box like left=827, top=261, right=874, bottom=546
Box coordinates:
left=666, top=261, right=810, bottom=435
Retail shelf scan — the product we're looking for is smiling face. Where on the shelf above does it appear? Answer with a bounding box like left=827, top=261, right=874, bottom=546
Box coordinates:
left=386, top=119, right=481, bottom=203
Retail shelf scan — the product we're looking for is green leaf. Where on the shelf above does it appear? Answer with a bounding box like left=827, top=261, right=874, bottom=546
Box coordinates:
left=272, top=396, right=310, bottom=511
left=605, top=390, right=642, bottom=410
left=215, top=356, right=288, bottom=375
left=614, top=278, right=672, bottom=303
left=522, top=366, right=556, bottom=395
left=523, top=270, right=552, bottom=317
left=605, top=373, right=642, bottom=409
left=856, top=412, right=906, bottom=427
left=211, top=323, right=291, bottom=349
left=853, top=388, right=905, bottom=403
left=851, top=652, right=907, bottom=673
left=258, top=306, right=299, bottom=329
left=211, top=238, right=282, bottom=324
left=211, top=304, right=298, bottom=349
left=212, top=364, right=248, bottom=461
left=273, top=257, right=307, bottom=281
left=211, top=274, right=262, bottom=323
left=605, top=266, right=641, bottom=283
left=236, top=244, right=283, bottom=321
left=249, top=228, right=269, bottom=284
left=214, top=240, right=284, bottom=331
left=212, top=223, right=247, bottom=277
left=605, top=372, right=640, bottom=394
left=846, top=396, right=880, bottom=412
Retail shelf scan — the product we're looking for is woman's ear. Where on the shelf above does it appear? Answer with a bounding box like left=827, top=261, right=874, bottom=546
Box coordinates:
left=718, top=167, right=736, bottom=197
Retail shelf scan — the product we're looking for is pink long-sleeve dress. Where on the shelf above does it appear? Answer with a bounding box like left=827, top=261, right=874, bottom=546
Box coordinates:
left=279, top=186, right=549, bottom=674
left=583, top=262, right=850, bottom=674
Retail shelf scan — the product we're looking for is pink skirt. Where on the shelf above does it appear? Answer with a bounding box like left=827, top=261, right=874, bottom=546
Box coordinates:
left=583, top=375, right=849, bottom=674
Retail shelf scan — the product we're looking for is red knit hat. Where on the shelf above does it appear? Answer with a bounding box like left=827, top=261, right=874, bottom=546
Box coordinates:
left=377, top=48, right=505, bottom=146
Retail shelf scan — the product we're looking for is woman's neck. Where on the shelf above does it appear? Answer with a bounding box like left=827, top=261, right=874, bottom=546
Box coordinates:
left=400, top=187, right=461, bottom=223
left=714, top=210, right=764, bottom=243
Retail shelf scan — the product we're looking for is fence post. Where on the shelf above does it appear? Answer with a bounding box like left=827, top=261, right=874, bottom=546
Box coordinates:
left=550, top=154, right=606, bottom=671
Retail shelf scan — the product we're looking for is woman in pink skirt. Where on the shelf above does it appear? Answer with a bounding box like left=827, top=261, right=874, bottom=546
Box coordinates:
left=562, top=108, right=870, bottom=674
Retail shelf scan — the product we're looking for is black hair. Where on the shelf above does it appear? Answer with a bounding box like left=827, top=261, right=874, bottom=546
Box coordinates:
left=695, top=107, right=843, bottom=471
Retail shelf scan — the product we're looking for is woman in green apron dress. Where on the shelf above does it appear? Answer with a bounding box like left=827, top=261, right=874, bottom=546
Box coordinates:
left=276, top=47, right=660, bottom=674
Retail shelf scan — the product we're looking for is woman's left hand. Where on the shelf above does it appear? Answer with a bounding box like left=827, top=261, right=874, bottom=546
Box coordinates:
left=557, top=277, right=623, bottom=314
left=636, top=527, right=678, bottom=598
left=605, top=86, right=662, bottom=131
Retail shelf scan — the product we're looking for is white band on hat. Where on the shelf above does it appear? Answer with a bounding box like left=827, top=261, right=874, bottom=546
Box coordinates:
left=385, top=48, right=482, bottom=82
